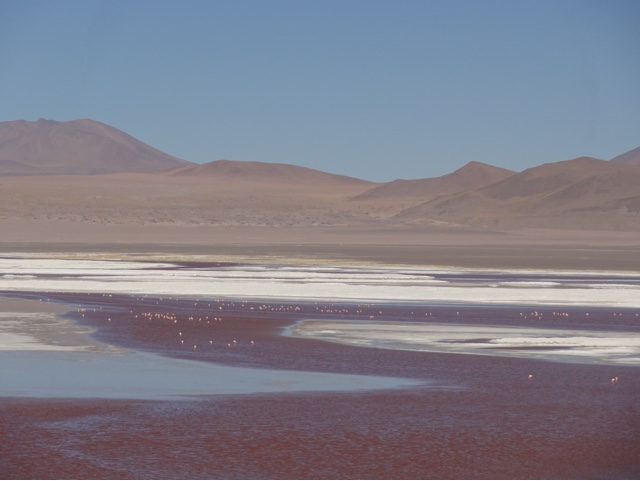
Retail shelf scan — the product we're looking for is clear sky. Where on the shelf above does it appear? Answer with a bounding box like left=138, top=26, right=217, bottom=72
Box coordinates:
left=1, top=0, right=639, bottom=181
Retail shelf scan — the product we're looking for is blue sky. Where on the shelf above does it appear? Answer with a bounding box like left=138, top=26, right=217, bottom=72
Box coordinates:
left=1, top=0, right=638, bottom=181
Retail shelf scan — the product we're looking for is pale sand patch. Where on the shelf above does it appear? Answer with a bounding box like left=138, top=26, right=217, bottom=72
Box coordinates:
left=0, top=297, right=117, bottom=352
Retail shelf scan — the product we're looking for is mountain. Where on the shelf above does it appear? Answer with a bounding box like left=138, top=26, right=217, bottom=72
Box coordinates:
left=610, top=145, right=640, bottom=166
left=0, top=118, right=191, bottom=175
left=0, top=158, right=42, bottom=175
left=163, top=159, right=375, bottom=187
left=1, top=117, right=638, bottom=232
left=395, top=157, right=640, bottom=230
left=352, top=161, right=515, bottom=201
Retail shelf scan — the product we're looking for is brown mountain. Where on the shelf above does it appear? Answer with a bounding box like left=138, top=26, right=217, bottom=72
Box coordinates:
left=352, top=161, right=515, bottom=201
left=0, top=118, right=191, bottom=175
left=163, top=159, right=375, bottom=187
left=395, top=157, right=640, bottom=230
left=0, top=158, right=42, bottom=175
left=1, top=117, right=638, bottom=233
left=610, top=145, right=640, bottom=166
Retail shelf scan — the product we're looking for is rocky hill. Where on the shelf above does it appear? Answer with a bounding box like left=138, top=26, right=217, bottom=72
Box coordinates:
left=0, top=118, right=191, bottom=175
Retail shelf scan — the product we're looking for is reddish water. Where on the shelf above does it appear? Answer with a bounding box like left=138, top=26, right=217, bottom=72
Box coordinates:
left=2, top=293, right=639, bottom=479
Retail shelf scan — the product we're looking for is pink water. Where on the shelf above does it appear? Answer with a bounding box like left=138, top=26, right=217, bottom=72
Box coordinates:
left=2, top=292, right=639, bottom=479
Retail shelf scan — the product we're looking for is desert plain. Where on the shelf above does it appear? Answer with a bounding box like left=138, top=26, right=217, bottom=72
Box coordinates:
left=1, top=119, right=639, bottom=270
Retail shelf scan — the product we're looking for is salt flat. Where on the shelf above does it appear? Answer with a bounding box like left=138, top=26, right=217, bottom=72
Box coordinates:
left=289, top=320, right=640, bottom=366
left=1, top=255, right=639, bottom=307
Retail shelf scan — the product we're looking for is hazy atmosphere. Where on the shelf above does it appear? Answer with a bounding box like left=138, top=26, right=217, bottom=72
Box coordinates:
left=1, top=0, right=639, bottom=180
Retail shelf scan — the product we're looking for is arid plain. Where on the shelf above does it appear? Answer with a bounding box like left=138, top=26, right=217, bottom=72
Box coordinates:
left=1, top=118, right=639, bottom=270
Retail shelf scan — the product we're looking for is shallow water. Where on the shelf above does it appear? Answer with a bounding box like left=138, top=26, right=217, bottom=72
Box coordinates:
left=0, top=350, right=422, bottom=399
left=1, top=258, right=640, bottom=478
left=0, top=297, right=424, bottom=399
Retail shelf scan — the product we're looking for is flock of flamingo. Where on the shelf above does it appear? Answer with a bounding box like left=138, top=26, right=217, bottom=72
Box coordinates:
left=64, top=291, right=635, bottom=386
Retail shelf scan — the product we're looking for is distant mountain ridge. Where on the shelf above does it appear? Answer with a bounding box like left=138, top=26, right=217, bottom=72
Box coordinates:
left=395, top=157, right=640, bottom=230
left=0, top=118, right=191, bottom=175
left=164, top=159, right=375, bottom=186
left=352, top=161, right=515, bottom=202
left=0, top=117, right=638, bottom=231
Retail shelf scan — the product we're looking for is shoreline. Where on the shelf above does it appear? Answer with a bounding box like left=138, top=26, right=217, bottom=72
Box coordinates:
left=2, top=254, right=640, bottom=388
left=2, top=242, right=640, bottom=272
left=0, top=295, right=426, bottom=400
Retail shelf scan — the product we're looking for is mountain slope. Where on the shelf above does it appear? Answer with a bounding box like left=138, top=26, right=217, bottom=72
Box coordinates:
left=352, top=161, right=515, bottom=201
left=0, top=158, right=42, bottom=175
left=611, top=145, right=640, bottom=166
left=0, top=118, right=191, bottom=175
left=395, top=157, right=640, bottom=230
left=163, top=159, right=376, bottom=187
